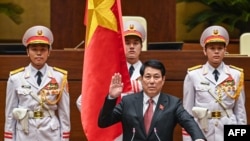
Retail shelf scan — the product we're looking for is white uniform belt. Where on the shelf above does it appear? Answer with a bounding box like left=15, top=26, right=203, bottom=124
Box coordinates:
left=208, top=109, right=233, bottom=118
left=28, top=110, right=55, bottom=118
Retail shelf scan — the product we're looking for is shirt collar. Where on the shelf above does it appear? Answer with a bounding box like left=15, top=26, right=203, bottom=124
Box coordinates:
left=127, top=61, right=141, bottom=69
left=29, top=63, right=47, bottom=77
left=143, top=92, right=160, bottom=104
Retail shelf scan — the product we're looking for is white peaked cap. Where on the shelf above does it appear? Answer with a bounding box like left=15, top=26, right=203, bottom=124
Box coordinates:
left=123, top=20, right=146, bottom=42
left=200, top=25, right=229, bottom=48
left=22, top=25, right=54, bottom=48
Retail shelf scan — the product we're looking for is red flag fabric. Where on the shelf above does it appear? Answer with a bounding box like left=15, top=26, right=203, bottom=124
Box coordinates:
left=81, top=0, right=131, bottom=140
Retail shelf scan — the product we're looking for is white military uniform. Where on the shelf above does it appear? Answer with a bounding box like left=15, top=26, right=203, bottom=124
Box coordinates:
left=127, top=61, right=143, bottom=93
left=4, top=26, right=70, bottom=141
left=123, top=20, right=145, bottom=94
left=182, top=26, right=247, bottom=141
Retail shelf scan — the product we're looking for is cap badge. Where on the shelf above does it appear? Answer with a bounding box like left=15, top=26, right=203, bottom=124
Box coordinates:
left=129, top=24, right=135, bottom=31
left=37, top=30, right=43, bottom=36
left=213, top=29, right=219, bottom=36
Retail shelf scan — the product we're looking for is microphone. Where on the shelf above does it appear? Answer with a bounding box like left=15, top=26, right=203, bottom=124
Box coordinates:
left=154, top=128, right=161, bottom=141
left=130, top=128, right=135, bottom=141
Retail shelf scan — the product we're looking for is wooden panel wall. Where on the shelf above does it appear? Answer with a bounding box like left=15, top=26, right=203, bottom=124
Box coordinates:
left=50, top=0, right=176, bottom=49
left=50, top=0, right=85, bottom=50
left=183, top=42, right=240, bottom=54
left=0, top=50, right=250, bottom=141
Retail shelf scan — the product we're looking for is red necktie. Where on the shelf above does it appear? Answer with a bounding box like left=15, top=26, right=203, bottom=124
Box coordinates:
left=144, top=98, right=153, bottom=134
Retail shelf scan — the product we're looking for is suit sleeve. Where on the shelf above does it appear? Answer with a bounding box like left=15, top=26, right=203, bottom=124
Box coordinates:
left=176, top=99, right=206, bottom=141
left=98, top=96, right=122, bottom=128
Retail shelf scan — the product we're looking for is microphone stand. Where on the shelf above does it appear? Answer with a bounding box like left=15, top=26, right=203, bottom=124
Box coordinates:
left=154, top=128, right=161, bottom=141
left=131, top=128, right=135, bottom=141
left=74, top=40, right=85, bottom=49
left=64, top=40, right=85, bottom=50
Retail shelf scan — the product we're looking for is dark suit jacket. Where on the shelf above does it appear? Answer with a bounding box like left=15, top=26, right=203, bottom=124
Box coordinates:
left=98, top=92, right=206, bottom=141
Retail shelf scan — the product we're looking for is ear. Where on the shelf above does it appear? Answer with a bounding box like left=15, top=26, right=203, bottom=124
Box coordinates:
left=161, top=76, right=166, bottom=86
left=48, top=49, right=51, bottom=56
left=203, top=48, right=207, bottom=56
left=26, top=49, right=29, bottom=56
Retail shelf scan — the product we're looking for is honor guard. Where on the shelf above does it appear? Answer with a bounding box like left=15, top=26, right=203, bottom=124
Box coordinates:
left=182, top=25, right=247, bottom=141
left=4, top=25, right=70, bottom=141
left=123, top=20, right=146, bottom=93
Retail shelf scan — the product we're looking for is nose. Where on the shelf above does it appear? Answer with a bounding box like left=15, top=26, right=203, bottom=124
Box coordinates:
left=148, top=77, right=156, bottom=83
left=215, top=48, right=220, bottom=52
left=129, top=43, right=135, bottom=48
left=37, top=50, right=41, bottom=54
left=36, top=50, right=42, bottom=55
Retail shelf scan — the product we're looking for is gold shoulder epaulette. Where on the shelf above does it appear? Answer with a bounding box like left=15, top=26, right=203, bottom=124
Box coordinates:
left=230, top=65, right=243, bottom=72
left=53, top=67, right=68, bottom=75
left=10, top=67, right=25, bottom=75
left=188, top=65, right=202, bottom=71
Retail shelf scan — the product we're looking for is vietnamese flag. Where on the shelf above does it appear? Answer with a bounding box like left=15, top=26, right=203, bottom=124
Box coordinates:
left=81, top=0, right=132, bottom=140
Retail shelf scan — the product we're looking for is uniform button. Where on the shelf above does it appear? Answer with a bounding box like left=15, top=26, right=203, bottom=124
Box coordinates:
left=215, top=121, right=218, bottom=126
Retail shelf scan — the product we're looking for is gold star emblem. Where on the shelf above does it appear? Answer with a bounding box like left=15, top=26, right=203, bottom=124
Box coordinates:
left=129, top=24, right=135, bottom=30
left=85, top=0, right=117, bottom=46
left=37, top=30, right=43, bottom=36
left=213, top=29, right=219, bottom=35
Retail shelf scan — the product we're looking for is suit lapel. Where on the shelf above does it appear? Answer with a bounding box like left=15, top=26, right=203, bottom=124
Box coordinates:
left=148, top=93, right=167, bottom=136
left=134, top=93, right=169, bottom=137
left=133, top=92, right=145, bottom=134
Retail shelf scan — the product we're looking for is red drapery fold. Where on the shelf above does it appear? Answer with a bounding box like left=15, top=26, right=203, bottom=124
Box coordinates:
left=81, top=0, right=131, bottom=140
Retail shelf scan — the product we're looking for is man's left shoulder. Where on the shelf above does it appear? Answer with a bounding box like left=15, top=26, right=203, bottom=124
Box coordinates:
left=53, top=67, right=68, bottom=75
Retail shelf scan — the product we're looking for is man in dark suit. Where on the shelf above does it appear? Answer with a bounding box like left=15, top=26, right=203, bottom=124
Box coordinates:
left=98, top=59, right=206, bottom=141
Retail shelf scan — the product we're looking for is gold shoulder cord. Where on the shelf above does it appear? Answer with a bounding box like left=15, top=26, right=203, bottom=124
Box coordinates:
left=45, top=67, right=68, bottom=105
left=225, top=65, right=244, bottom=100
left=10, top=67, right=25, bottom=75
left=188, top=65, right=202, bottom=72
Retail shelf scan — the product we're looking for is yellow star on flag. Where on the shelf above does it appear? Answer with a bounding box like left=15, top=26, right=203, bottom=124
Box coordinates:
left=86, top=0, right=118, bottom=46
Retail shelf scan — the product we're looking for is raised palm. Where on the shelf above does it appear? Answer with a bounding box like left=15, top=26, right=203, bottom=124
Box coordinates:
left=109, top=73, right=124, bottom=98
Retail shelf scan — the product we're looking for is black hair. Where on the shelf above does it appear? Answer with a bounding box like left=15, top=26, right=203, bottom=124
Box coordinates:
left=140, top=59, right=166, bottom=76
